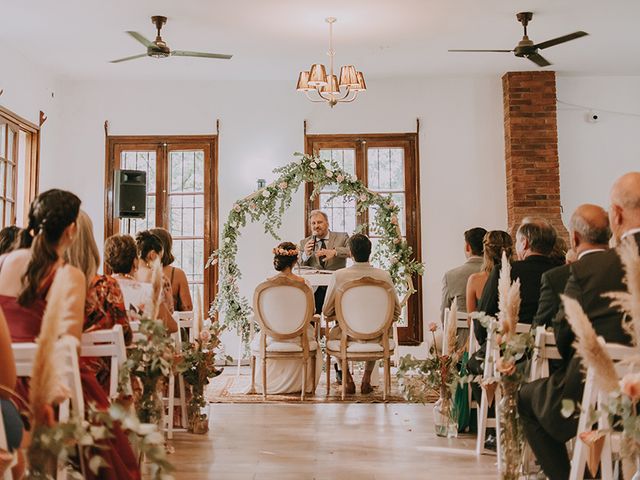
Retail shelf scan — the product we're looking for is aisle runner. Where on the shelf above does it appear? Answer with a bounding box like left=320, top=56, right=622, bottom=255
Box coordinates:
left=206, top=366, right=423, bottom=404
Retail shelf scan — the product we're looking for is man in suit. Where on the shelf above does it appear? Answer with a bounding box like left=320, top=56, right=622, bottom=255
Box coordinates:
left=323, top=233, right=401, bottom=395
left=440, top=227, right=486, bottom=322
left=300, top=210, right=350, bottom=314
left=518, top=172, right=640, bottom=480
left=532, top=204, right=611, bottom=329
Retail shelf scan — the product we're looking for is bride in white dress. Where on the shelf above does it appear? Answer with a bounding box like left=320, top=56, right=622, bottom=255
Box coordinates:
left=249, top=242, right=322, bottom=395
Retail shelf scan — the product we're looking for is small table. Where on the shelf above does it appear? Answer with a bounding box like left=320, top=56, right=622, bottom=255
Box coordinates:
left=297, top=270, right=334, bottom=287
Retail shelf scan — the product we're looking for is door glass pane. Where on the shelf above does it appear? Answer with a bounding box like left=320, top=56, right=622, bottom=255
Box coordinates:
left=6, top=163, right=13, bottom=200
left=367, top=148, right=405, bottom=191
left=6, top=129, right=14, bottom=163
left=119, top=150, right=156, bottom=235
left=0, top=162, right=5, bottom=197
left=368, top=193, right=406, bottom=236
left=5, top=201, right=12, bottom=226
left=168, top=150, right=206, bottom=295
left=0, top=124, right=5, bottom=158
left=317, top=148, right=357, bottom=233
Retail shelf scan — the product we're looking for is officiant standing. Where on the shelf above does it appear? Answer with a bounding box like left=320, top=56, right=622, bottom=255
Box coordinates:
left=300, top=210, right=350, bottom=313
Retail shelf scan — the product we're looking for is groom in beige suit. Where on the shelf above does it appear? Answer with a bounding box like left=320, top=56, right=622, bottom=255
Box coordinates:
left=299, top=210, right=350, bottom=313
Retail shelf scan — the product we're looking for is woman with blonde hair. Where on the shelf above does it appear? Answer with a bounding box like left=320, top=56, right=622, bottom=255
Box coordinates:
left=465, top=230, right=514, bottom=315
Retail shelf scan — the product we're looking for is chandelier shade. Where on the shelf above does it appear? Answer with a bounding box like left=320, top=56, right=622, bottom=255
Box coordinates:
left=296, top=17, right=365, bottom=107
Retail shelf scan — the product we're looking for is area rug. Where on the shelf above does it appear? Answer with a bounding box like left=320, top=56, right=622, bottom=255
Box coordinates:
left=206, top=366, right=437, bottom=404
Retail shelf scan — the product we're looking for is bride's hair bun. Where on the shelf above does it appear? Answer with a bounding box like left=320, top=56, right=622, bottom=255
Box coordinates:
left=273, top=241, right=299, bottom=271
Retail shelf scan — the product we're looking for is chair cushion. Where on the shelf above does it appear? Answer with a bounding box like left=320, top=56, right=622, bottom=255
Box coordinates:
left=326, top=339, right=395, bottom=353
left=251, top=335, right=318, bottom=353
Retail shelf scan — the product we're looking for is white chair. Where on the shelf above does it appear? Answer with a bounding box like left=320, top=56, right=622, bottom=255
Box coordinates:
left=80, top=325, right=127, bottom=399
left=163, top=329, right=188, bottom=440
left=250, top=276, right=317, bottom=400
left=325, top=276, right=396, bottom=401
left=173, top=311, right=195, bottom=342
left=529, top=326, right=562, bottom=382
left=475, top=322, right=531, bottom=458
left=12, top=337, right=85, bottom=479
left=442, top=306, right=469, bottom=355
left=569, top=340, right=637, bottom=480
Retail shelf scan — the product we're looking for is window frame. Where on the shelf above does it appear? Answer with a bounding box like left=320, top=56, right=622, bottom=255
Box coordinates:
left=104, top=134, right=218, bottom=308
left=304, top=133, right=423, bottom=345
left=0, top=105, right=40, bottom=226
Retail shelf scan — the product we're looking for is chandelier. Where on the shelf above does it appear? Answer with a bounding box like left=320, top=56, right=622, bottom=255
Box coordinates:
left=296, top=17, right=367, bottom=107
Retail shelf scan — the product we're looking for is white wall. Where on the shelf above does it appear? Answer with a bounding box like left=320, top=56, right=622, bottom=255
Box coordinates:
left=557, top=75, right=640, bottom=223
left=47, top=75, right=507, bottom=356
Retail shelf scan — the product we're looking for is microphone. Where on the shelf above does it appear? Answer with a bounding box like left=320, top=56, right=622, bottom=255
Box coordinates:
left=312, top=235, right=317, bottom=252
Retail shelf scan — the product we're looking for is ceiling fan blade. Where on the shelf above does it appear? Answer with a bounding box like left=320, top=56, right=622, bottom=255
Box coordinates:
left=535, top=31, right=588, bottom=50
left=126, top=31, right=154, bottom=48
left=526, top=52, right=552, bottom=67
left=110, top=53, right=148, bottom=64
left=448, top=49, right=512, bottom=53
left=171, top=50, right=232, bottom=60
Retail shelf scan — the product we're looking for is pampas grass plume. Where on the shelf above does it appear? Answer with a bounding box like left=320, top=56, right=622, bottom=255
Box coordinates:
left=562, top=294, right=618, bottom=394
left=446, top=298, right=458, bottom=355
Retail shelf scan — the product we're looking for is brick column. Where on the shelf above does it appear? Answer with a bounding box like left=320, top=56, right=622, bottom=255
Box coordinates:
left=502, top=71, right=567, bottom=239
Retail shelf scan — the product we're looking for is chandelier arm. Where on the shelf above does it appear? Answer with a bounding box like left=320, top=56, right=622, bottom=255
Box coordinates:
left=338, top=91, right=359, bottom=103
left=304, top=90, right=331, bottom=103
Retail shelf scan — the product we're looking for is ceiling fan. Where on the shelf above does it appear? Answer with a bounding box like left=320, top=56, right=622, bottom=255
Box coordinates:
left=448, top=12, right=588, bottom=67
left=110, top=15, right=233, bottom=63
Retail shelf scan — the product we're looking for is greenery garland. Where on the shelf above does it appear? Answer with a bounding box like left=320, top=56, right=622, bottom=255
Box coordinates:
left=208, top=152, right=425, bottom=346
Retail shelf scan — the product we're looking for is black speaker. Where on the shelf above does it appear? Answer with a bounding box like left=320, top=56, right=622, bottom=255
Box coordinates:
left=114, top=170, right=146, bottom=219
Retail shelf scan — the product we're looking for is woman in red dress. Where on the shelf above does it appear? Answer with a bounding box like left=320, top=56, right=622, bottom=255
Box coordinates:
left=0, top=191, right=140, bottom=480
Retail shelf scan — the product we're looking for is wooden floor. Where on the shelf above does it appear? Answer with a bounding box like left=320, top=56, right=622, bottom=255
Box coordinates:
left=167, top=403, right=498, bottom=479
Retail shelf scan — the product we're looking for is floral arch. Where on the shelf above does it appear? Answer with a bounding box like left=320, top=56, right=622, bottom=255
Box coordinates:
left=208, top=153, right=424, bottom=344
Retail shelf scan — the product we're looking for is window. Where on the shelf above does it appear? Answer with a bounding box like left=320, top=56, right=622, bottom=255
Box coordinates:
left=105, top=136, right=218, bottom=307
left=305, top=133, right=423, bottom=345
left=0, top=106, right=40, bottom=227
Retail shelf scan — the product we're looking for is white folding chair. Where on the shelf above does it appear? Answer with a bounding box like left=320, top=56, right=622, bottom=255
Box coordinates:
left=80, top=325, right=127, bottom=399
left=12, top=337, right=85, bottom=479
left=250, top=276, right=317, bottom=400
left=475, top=322, right=531, bottom=459
left=529, top=326, right=562, bottom=382
left=173, top=311, right=195, bottom=342
left=325, top=277, right=396, bottom=401
left=442, top=306, right=470, bottom=355
left=569, top=340, right=637, bottom=480
left=163, top=329, right=188, bottom=440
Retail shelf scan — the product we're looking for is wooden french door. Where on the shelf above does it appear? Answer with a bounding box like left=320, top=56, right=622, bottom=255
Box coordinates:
left=105, top=135, right=218, bottom=308
left=305, top=133, right=423, bottom=345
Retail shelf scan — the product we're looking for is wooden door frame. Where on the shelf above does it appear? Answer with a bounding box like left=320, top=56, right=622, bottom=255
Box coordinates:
left=104, top=134, right=219, bottom=308
left=304, top=133, right=423, bottom=345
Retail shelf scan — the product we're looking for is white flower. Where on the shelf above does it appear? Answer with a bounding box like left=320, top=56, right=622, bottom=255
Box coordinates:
left=262, top=190, right=271, bottom=198
left=391, top=257, right=398, bottom=265
left=203, top=319, right=212, bottom=329
left=326, top=170, right=333, bottom=178
left=336, top=174, right=345, bottom=183
left=359, top=194, right=368, bottom=202
left=199, top=329, right=212, bottom=342
left=389, top=201, right=396, bottom=208
left=233, top=204, right=241, bottom=212
left=278, top=181, right=288, bottom=189
left=224, top=237, right=231, bottom=244
left=309, top=161, right=317, bottom=169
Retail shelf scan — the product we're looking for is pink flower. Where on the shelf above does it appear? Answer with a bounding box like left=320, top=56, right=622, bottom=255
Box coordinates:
left=390, top=215, right=399, bottom=225
left=336, top=174, right=345, bottom=183
left=278, top=181, right=288, bottom=189
left=199, top=329, right=212, bottom=343
left=326, top=170, right=333, bottom=178
left=428, top=322, right=438, bottom=333
left=359, top=194, right=368, bottom=202
left=620, top=373, right=640, bottom=402
left=393, top=238, right=401, bottom=245
left=496, top=358, right=516, bottom=377
left=233, top=204, right=241, bottom=212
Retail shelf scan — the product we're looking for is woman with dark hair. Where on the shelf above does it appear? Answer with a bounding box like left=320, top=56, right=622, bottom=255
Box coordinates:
left=134, top=231, right=174, bottom=313
left=249, top=242, right=320, bottom=395
left=105, top=234, right=177, bottom=333
left=149, top=228, right=193, bottom=311
left=465, top=230, right=514, bottom=315
left=0, top=226, right=19, bottom=255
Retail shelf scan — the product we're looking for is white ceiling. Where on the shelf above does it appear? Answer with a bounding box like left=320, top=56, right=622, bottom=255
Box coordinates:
left=2, top=0, right=639, bottom=81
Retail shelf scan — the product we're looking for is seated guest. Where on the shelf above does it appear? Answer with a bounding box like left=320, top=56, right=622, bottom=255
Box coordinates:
left=250, top=242, right=321, bottom=394
left=0, top=190, right=140, bottom=480
left=66, top=210, right=133, bottom=392
left=150, top=227, right=193, bottom=311
left=465, top=230, right=513, bottom=315
left=0, top=226, right=19, bottom=255
left=323, top=234, right=401, bottom=395
left=440, top=227, right=486, bottom=322
left=134, top=231, right=174, bottom=313
left=300, top=210, right=350, bottom=314
left=105, top=234, right=177, bottom=333
left=0, top=308, right=25, bottom=479
left=532, top=204, right=611, bottom=329
left=549, top=236, right=568, bottom=266
left=518, top=173, right=640, bottom=480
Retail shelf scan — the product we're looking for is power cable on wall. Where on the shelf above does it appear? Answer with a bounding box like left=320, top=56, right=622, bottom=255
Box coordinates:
left=556, top=98, right=640, bottom=118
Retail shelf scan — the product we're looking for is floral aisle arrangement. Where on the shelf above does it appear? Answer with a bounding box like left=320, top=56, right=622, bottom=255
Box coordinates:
left=397, top=303, right=464, bottom=437
left=475, top=253, right=531, bottom=480
left=562, top=237, right=640, bottom=479
left=182, top=316, right=226, bottom=434
left=209, top=152, right=424, bottom=347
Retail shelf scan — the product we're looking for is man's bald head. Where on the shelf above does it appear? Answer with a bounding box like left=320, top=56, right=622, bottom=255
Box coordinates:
left=570, top=204, right=611, bottom=251
left=609, top=172, right=640, bottom=240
